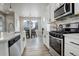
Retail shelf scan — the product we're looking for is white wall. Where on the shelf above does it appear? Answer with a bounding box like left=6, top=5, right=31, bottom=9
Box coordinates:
left=56, top=16, right=79, bottom=25
left=0, top=3, right=56, bottom=32
left=41, top=3, right=56, bottom=31
left=11, top=3, right=48, bottom=32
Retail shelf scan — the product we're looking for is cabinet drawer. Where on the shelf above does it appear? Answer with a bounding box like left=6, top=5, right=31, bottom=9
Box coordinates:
left=65, top=37, right=79, bottom=49
left=65, top=44, right=79, bottom=56
left=65, top=37, right=79, bottom=43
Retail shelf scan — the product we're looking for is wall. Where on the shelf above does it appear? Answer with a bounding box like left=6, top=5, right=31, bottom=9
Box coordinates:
left=0, top=3, right=56, bottom=32
left=41, top=3, right=56, bottom=31
left=11, top=3, right=48, bottom=32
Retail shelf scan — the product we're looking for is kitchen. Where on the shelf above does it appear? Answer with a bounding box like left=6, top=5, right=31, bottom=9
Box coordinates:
left=0, top=3, right=79, bottom=56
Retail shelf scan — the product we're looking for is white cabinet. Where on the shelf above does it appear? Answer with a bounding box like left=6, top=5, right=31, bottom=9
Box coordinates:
left=20, top=31, right=26, bottom=55
left=0, top=4, right=4, bottom=11
left=54, top=3, right=60, bottom=10
left=65, top=43, right=79, bottom=56
left=0, top=41, right=9, bottom=56
left=45, top=4, right=56, bottom=23
left=43, top=31, right=49, bottom=49
left=75, top=3, right=79, bottom=15
left=65, top=35, right=79, bottom=56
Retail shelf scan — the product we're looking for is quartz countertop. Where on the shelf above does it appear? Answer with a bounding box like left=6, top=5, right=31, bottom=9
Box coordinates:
left=0, top=32, right=21, bottom=42
left=63, top=33, right=79, bottom=39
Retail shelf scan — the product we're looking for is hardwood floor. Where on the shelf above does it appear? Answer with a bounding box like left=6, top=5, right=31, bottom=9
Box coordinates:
left=22, top=37, right=50, bottom=56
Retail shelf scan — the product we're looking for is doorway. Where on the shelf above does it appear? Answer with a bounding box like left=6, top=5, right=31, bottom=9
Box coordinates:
left=23, top=17, right=41, bottom=39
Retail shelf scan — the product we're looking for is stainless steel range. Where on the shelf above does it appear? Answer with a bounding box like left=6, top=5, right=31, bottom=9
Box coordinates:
left=49, top=31, right=64, bottom=56
left=49, top=22, right=79, bottom=56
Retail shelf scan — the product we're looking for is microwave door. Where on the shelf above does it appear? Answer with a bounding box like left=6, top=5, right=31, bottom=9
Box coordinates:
left=54, top=4, right=65, bottom=19
left=54, top=3, right=74, bottom=20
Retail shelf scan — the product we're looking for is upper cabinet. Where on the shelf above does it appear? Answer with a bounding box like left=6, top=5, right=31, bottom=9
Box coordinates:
left=54, top=3, right=60, bottom=10
left=0, top=4, right=5, bottom=12
left=46, top=4, right=56, bottom=23
left=75, top=3, right=79, bottom=15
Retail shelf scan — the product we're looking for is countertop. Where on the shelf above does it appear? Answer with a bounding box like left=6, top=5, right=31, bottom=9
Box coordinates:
left=63, top=33, right=79, bottom=39
left=0, top=32, right=21, bottom=42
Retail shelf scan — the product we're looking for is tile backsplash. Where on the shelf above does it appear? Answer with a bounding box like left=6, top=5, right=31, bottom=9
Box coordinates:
left=56, top=16, right=79, bottom=25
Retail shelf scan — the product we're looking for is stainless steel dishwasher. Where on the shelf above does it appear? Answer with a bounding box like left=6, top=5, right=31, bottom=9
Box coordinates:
left=8, top=35, right=21, bottom=56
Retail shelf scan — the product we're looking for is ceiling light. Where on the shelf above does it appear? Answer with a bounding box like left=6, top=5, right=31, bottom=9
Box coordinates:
left=9, top=3, right=13, bottom=11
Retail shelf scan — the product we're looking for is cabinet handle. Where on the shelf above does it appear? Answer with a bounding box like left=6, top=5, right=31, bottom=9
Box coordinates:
left=44, top=35, right=46, bottom=38
left=70, top=52, right=76, bottom=56
left=50, top=35, right=62, bottom=40
left=70, top=42, right=79, bottom=46
left=23, top=37, right=25, bottom=41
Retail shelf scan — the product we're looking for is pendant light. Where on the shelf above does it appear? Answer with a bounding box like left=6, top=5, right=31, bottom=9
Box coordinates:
left=9, top=3, right=13, bottom=11
left=5, top=3, right=13, bottom=14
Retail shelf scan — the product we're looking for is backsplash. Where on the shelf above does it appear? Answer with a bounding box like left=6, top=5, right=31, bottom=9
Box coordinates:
left=56, top=16, right=79, bottom=25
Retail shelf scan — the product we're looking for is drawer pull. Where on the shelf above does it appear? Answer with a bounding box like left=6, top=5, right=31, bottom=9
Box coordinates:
left=44, top=35, right=46, bottom=38
left=70, top=52, right=76, bottom=56
left=70, top=42, right=79, bottom=46
left=23, top=37, right=25, bottom=41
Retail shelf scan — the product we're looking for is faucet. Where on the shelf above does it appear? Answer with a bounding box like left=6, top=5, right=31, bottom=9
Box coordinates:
left=8, top=23, right=14, bottom=33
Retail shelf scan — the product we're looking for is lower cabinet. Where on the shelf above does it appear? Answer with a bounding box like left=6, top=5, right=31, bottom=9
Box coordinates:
left=0, top=42, right=9, bottom=56
left=65, top=36, right=79, bottom=56
left=65, top=43, right=79, bottom=56
left=20, top=31, right=26, bottom=55
left=43, top=31, right=49, bottom=49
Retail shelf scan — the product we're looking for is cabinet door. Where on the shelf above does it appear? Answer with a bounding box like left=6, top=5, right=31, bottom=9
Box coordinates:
left=75, top=3, right=79, bottom=15
left=65, top=44, right=79, bottom=56
left=54, top=3, right=60, bottom=10
left=43, top=33, right=46, bottom=45
left=0, top=42, right=9, bottom=56
left=65, top=36, right=79, bottom=49
left=43, top=31, right=49, bottom=49
left=20, top=32, right=26, bottom=54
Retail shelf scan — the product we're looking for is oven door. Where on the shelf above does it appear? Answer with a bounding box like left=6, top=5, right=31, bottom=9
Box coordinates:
left=54, top=4, right=65, bottom=19
left=49, top=35, right=64, bottom=56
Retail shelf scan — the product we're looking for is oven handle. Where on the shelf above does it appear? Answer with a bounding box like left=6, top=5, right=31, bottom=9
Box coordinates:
left=49, top=35, right=62, bottom=40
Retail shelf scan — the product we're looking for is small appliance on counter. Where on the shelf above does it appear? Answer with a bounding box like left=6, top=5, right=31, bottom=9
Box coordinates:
left=49, top=22, right=79, bottom=56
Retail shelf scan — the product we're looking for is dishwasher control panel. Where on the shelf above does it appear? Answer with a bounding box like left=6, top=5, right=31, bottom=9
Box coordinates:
left=8, top=35, right=20, bottom=47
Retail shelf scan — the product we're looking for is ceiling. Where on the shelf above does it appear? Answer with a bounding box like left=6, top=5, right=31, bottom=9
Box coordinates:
left=2, top=3, right=49, bottom=17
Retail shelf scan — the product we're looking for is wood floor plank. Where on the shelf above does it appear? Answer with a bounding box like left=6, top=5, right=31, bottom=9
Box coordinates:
left=22, top=37, right=50, bottom=56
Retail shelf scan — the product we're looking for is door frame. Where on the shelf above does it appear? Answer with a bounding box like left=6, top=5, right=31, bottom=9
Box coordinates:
left=19, top=16, right=41, bottom=38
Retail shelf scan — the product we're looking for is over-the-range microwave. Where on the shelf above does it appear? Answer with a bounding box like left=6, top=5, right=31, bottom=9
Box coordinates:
left=54, top=3, right=74, bottom=20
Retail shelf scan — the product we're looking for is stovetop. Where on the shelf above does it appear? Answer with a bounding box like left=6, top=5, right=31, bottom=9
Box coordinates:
left=49, top=31, right=64, bottom=39
left=49, top=30, right=79, bottom=39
